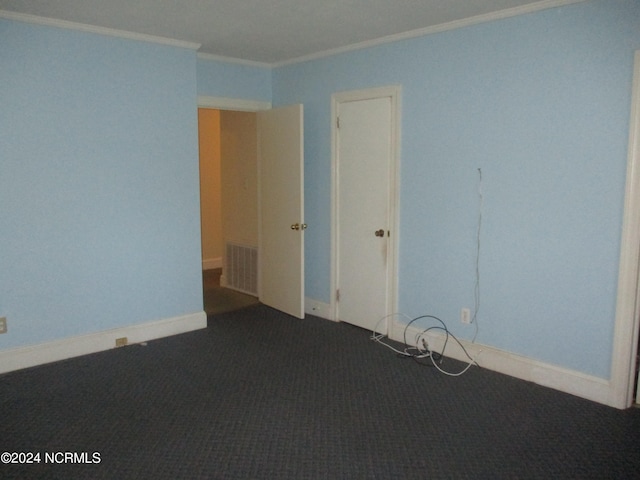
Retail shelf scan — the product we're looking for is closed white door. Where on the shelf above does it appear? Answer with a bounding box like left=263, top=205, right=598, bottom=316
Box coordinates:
left=257, top=104, right=305, bottom=319
left=334, top=89, right=398, bottom=333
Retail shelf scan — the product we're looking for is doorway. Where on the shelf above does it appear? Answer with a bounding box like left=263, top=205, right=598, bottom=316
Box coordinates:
left=331, top=86, right=401, bottom=333
left=198, top=107, right=260, bottom=315
left=196, top=97, right=305, bottom=318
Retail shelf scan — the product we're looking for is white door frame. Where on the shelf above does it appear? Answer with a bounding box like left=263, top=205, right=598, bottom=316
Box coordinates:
left=196, top=95, right=270, bottom=294
left=611, top=50, right=640, bottom=409
left=197, top=96, right=271, bottom=112
left=330, top=85, right=401, bottom=326
left=198, top=97, right=305, bottom=318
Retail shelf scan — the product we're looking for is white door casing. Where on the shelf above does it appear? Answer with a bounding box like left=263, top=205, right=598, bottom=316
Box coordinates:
left=331, top=86, right=401, bottom=333
left=257, top=104, right=305, bottom=319
left=611, top=50, right=640, bottom=408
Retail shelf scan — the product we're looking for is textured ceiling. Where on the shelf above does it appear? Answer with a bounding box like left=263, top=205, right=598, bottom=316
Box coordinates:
left=0, top=0, right=581, bottom=64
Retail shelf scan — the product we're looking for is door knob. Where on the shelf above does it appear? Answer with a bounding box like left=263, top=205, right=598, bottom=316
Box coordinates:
left=375, top=229, right=385, bottom=237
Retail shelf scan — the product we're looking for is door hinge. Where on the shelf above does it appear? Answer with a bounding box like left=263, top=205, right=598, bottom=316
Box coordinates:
left=336, top=116, right=340, bottom=129
left=336, top=289, right=340, bottom=302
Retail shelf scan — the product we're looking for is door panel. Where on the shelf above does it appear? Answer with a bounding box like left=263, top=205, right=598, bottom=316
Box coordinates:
left=336, top=96, right=393, bottom=332
left=257, top=105, right=305, bottom=318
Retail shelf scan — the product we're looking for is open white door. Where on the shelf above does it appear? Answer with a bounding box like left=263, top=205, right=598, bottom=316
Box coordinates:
left=258, top=104, right=305, bottom=318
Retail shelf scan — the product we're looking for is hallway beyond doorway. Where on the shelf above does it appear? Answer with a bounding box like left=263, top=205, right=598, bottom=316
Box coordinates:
left=203, top=268, right=259, bottom=316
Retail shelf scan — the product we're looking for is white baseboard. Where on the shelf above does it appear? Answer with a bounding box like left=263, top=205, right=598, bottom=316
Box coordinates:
left=2, top=307, right=616, bottom=407
left=0, top=311, right=207, bottom=375
left=202, top=257, right=222, bottom=270
left=390, top=322, right=613, bottom=408
left=305, top=298, right=333, bottom=320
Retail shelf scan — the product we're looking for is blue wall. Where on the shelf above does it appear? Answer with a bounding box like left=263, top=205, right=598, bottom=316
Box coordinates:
left=2, top=0, right=639, bottom=382
left=0, top=19, right=203, bottom=348
left=197, top=57, right=271, bottom=101
left=273, top=0, right=640, bottom=378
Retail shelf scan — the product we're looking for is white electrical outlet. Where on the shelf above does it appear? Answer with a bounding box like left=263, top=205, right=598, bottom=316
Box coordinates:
left=461, top=308, right=471, bottom=324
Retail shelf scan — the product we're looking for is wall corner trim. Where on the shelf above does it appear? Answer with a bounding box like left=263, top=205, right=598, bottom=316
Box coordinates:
left=610, top=50, right=640, bottom=409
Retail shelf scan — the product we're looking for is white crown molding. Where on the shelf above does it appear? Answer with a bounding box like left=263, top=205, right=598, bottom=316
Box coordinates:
left=2, top=0, right=587, bottom=67
left=197, top=95, right=271, bottom=112
left=0, top=10, right=201, bottom=50
left=273, top=0, right=587, bottom=67
left=197, top=52, right=271, bottom=69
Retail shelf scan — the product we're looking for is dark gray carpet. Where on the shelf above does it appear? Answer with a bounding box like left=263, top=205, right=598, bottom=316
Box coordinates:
left=2, top=305, right=640, bottom=479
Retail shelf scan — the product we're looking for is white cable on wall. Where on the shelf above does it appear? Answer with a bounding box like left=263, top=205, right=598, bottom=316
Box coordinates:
left=370, top=167, right=484, bottom=376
